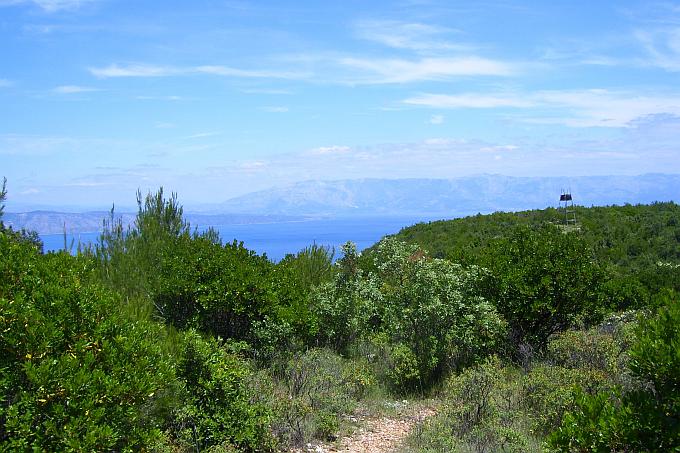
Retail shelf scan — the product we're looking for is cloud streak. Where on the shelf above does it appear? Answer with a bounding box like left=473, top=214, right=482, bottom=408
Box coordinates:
left=336, top=56, right=517, bottom=83
left=635, top=27, right=680, bottom=72
left=53, top=84, right=100, bottom=93
left=405, top=93, right=534, bottom=109
left=89, top=64, right=180, bottom=78
left=89, top=63, right=311, bottom=80
left=404, top=89, right=680, bottom=127
left=0, top=0, right=100, bottom=12
left=88, top=54, right=517, bottom=84
left=353, top=19, right=468, bottom=52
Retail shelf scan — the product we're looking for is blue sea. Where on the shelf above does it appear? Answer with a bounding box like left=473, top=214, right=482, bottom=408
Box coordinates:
left=40, top=216, right=445, bottom=261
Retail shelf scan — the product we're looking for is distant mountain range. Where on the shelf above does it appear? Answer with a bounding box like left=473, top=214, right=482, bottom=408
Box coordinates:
left=4, top=174, right=678, bottom=234
left=2, top=211, right=303, bottom=235
left=216, top=173, right=679, bottom=217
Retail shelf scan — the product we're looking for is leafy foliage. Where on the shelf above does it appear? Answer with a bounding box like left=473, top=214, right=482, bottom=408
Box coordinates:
left=0, top=231, right=174, bottom=450
left=549, top=301, right=680, bottom=452
left=154, top=235, right=281, bottom=343
left=0, top=176, right=6, bottom=220
left=371, top=238, right=506, bottom=391
left=388, top=202, right=680, bottom=306
left=480, top=224, right=606, bottom=349
left=309, top=239, right=506, bottom=392
left=169, top=331, right=273, bottom=451
left=407, top=357, right=535, bottom=453
left=309, top=242, right=382, bottom=352
left=93, top=188, right=193, bottom=301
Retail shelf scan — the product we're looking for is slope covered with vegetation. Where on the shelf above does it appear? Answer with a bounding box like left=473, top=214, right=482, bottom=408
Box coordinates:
left=1, top=181, right=678, bottom=451
left=390, top=202, right=680, bottom=308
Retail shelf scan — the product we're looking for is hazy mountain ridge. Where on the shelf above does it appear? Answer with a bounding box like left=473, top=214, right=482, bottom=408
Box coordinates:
left=217, top=173, right=680, bottom=216
left=4, top=174, right=678, bottom=234
left=3, top=211, right=304, bottom=235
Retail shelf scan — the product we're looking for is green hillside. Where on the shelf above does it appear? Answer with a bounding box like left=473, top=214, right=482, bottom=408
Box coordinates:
left=388, top=202, right=680, bottom=305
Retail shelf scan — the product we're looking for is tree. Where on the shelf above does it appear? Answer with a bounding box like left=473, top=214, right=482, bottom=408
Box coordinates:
left=94, top=188, right=193, bottom=300
left=372, top=238, right=506, bottom=391
left=0, top=176, right=6, bottom=221
left=480, top=224, right=605, bottom=350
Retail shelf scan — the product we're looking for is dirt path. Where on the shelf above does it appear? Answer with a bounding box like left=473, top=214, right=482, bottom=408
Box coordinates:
left=294, top=401, right=436, bottom=453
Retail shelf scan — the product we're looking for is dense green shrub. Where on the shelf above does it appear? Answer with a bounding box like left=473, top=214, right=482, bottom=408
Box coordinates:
left=387, top=202, right=680, bottom=305
left=311, top=239, right=505, bottom=392
left=154, top=235, right=282, bottom=343
left=521, top=364, right=608, bottom=436
left=275, top=244, right=336, bottom=344
left=309, top=242, right=382, bottom=352
left=278, top=243, right=335, bottom=292
left=372, top=238, right=507, bottom=392
left=546, top=322, right=633, bottom=384
left=479, top=224, right=606, bottom=350
left=0, top=231, right=175, bottom=450
left=549, top=301, right=680, bottom=452
left=169, top=331, right=273, bottom=451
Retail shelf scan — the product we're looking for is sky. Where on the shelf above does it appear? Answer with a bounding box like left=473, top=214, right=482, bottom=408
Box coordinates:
left=1, top=0, right=679, bottom=210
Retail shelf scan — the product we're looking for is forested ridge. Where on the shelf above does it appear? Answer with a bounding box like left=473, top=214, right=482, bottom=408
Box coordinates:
left=1, top=181, right=678, bottom=451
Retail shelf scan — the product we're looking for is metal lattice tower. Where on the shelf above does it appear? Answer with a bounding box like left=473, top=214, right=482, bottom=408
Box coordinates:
left=559, top=190, right=577, bottom=226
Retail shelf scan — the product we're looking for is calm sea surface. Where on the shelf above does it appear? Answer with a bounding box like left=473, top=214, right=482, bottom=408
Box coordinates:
left=40, top=216, right=446, bottom=261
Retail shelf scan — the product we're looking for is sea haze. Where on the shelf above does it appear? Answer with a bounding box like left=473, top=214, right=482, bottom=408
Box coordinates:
left=40, top=216, right=443, bottom=261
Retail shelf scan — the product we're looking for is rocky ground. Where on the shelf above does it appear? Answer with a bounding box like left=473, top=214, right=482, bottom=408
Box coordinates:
left=292, top=400, right=436, bottom=453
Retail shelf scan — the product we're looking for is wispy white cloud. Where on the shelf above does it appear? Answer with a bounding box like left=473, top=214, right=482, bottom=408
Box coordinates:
left=635, top=27, right=680, bottom=71
left=89, top=64, right=179, bottom=78
left=241, top=88, right=294, bottom=95
left=195, top=65, right=310, bottom=80
left=182, top=132, right=222, bottom=139
left=0, top=134, right=81, bottom=155
left=529, top=89, right=680, bottom=127
left=429, top=114, right=444, bottom=124
left=88, top=54, right=516, bottom=85
left=137, top=95, right=185, bottom=101
left=200, top=132, right=680, bottom=192
left=261, top=106, right=289, bottom=113
left=308, top=145, right=351, bottom=155
left=333, top=55, right=518, bottom=85
left=353, top=19, right=468, bottom=52
left=53, top=84, right=100, bottom=93
left=0, top=0, right=100, bottom=12
left=479, top=144, right=518, bottom=152
left=404, top=89, right=680, bottom=127
left=405, top=93, right=533, bottom=108
left=338, top=56, right=517, bottom=84
left=89, top=63, right=311, bottom=80
left=238, top=160, right=268, bottom=172
left=0, top=78, right=11, bottom=87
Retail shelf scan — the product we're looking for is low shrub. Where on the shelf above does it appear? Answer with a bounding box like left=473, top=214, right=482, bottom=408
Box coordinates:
left=0, top=232, right=174, bottom=451
left=549, top=301, right=680, bottom=452
left=264, top=348, right=374, bottom=447
left=521, top=364, right=606, bottom=436
left=407, top=357, right=536, bottom=453
left=168, top=331, right=274, bottom=452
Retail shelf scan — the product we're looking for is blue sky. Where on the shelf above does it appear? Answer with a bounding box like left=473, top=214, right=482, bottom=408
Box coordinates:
left=1, top=0, right=679, bottom=210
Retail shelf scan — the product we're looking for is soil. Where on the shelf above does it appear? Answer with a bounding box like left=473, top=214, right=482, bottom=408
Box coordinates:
left=292, top=401, right=436, bottom=453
